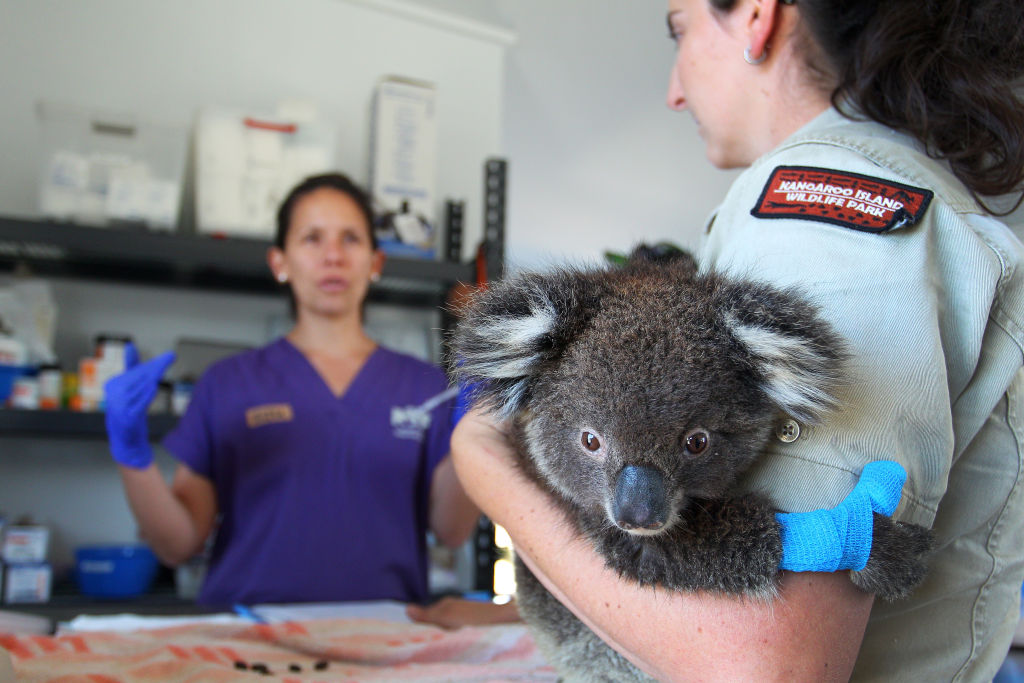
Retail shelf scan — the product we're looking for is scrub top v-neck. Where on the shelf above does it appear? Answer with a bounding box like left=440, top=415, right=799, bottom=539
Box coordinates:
left=280, top=337, right=381, bottom=404
left=162, top=337, right=456, bottom=607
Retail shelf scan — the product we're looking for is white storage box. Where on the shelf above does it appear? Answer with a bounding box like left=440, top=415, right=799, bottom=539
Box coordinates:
left=36, top=101, right=187, bottom=230
left=370, top=77, right=438, bottom=258
left=2, top=526, right=49, bottom=564
left=3, top=562, right=52, bottom=604
left=194, top=107, right=334, bottom=239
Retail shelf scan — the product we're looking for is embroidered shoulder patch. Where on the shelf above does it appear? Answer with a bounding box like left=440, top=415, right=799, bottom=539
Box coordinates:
left=246, top=403, right=294, bottom=428
left=751, top=166, right=933, bottom=233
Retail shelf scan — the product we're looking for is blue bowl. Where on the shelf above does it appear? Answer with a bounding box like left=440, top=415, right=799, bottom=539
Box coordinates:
left=75, top=545, right=159, bottom=599
left=0, top=365, right=29, bottom=403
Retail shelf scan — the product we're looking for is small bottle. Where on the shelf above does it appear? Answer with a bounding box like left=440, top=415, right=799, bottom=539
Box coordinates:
left=150, top=380, right=172, bottom=415
left=62, top=371, right=78, bottom=410
left=94, top=334, right=133, bottom=373
left=172, top=380, right=193, bottom=416
left=9, top=374, right=39, bottom=410
left=77, top=357, right=100, bottom=412
left=37, top=364, right=62, bottom=410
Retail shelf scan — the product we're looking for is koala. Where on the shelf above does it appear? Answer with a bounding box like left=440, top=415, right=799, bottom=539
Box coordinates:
left=451, top=249, right=932, bottom=683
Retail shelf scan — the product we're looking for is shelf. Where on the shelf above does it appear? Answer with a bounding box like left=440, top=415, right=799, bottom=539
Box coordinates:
left=0, top=409, right=177, bottom=439
left=0, top=215, right=476, bottom=303
left=7, top=581, right=212, bottom=626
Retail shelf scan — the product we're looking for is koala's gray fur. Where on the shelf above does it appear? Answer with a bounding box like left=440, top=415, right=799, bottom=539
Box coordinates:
left=451, top=249, right=932, bottom=682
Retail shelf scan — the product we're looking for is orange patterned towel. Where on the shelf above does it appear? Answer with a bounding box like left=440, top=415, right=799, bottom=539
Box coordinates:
left=1, top=617, right=557, bottom=682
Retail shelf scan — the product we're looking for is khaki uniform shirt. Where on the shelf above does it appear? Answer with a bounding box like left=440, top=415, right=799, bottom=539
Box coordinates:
left=700, top=107, right=1024, bottom=681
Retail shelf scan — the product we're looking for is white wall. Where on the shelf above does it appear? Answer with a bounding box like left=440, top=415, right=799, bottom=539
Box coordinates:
left=406, top=0, right=738, bottom=269
left=490, top=0, right=738, bottom=269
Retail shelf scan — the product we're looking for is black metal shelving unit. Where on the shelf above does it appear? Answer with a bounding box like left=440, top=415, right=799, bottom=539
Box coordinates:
left=0, top=215, right=477, bottom=306
left=0, top=208, right=493, bottom=440
left=0, top=410, right=177, bottom=439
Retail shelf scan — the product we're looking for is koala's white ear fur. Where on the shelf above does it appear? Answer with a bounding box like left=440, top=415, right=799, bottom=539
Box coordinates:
left=466, top=299, right=557, bottom=379
left=727, top=317, right=842, bottom=422
left=453, top=271, right=591, bottom=419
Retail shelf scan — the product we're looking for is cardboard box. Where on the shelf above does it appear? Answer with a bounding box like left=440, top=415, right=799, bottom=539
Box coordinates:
left=370, top=77, right=438, bottom=258
left=3, top=563, right=52, bottom=604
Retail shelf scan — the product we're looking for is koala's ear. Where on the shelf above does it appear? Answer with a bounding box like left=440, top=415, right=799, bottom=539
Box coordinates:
left=451, top=268, right=603, bottom=419
left=719, top=280, right=846, bottom=423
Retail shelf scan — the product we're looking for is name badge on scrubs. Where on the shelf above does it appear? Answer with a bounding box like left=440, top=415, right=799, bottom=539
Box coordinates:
left=245, top=403, right=294, bottom=428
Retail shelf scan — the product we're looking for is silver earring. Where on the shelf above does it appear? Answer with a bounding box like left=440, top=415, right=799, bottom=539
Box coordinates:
left=370, top=272, right=381, bottom=283
left=743, top=46, right=767, bottom=65
left=276, top=272, right=288, bottom=283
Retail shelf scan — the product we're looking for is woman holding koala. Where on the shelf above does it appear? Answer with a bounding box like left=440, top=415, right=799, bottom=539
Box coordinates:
left=452, top=0, right=1024, bottom=680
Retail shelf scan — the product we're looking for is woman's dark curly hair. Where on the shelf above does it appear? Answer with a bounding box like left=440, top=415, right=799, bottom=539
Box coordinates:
left=711, top=0, right=1024, bottom=212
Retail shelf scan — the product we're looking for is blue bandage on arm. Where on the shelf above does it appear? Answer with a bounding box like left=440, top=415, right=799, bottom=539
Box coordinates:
left=451, top=380, right=476, bottom=427
left=775, top=460, right=907, bottom=572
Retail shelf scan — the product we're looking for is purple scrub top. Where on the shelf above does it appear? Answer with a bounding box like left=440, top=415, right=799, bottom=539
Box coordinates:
left=162, top=338, right=456, bottom=607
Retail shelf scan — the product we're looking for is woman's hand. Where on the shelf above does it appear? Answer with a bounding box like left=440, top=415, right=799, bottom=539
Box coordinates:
left=406, top=596, right=521, bottom=629
left=104, top=347, right=176, bottom=469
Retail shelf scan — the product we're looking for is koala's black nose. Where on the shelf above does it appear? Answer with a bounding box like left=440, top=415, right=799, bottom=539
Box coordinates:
left=613, top=465, right=668, bottom=532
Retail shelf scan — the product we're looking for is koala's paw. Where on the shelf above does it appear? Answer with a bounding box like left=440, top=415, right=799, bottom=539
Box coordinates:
left=590, top=496, right=783, bottom=599
left=850, top=513, right=933, bottom=601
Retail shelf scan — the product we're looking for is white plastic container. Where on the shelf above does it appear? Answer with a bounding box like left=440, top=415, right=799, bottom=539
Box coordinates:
left=9, top=376, right=39, bottom=409
left=175, top=557, right=207, bottom=600
left=37, top=364, right=62, bottom=410
left=194, top=107, right=334, bottom=239
left=0, top=336, right=26, bottom=367
left=36, top=100, right=187, bottom=230
left=2, top=526, right=49, bottom=564
left=3, top=562, right=52, bottom=604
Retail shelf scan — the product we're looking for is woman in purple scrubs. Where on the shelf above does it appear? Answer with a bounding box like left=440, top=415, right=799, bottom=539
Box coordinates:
left=105, top=173, right=480, bottom=607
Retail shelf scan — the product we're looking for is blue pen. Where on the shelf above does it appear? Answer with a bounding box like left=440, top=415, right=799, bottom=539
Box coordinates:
left=233, top=603, right=267, bottom=623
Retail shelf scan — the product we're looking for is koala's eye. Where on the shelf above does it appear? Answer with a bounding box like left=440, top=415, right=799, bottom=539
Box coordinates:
left=581, top=431, right=601, bottom=452
left=684, top=429, right=709, bottom=455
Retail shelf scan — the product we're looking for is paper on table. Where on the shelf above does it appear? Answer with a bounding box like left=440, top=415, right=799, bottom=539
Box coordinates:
left=56, top=600, right=412, bottom=635
left=252, top=600, right=412, bottom=624
left=59, top=612, right=245, bottom=634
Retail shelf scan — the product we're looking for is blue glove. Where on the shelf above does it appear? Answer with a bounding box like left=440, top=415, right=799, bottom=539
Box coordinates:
left=451, top=379, right=477, bottom=427
left=104, top=345, right=176, bottom=469
left=775, top=460, right=907, bottom=572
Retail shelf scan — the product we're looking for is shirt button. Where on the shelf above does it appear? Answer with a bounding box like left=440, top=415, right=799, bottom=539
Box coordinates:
left=776, top=418, right=801, bottom=443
